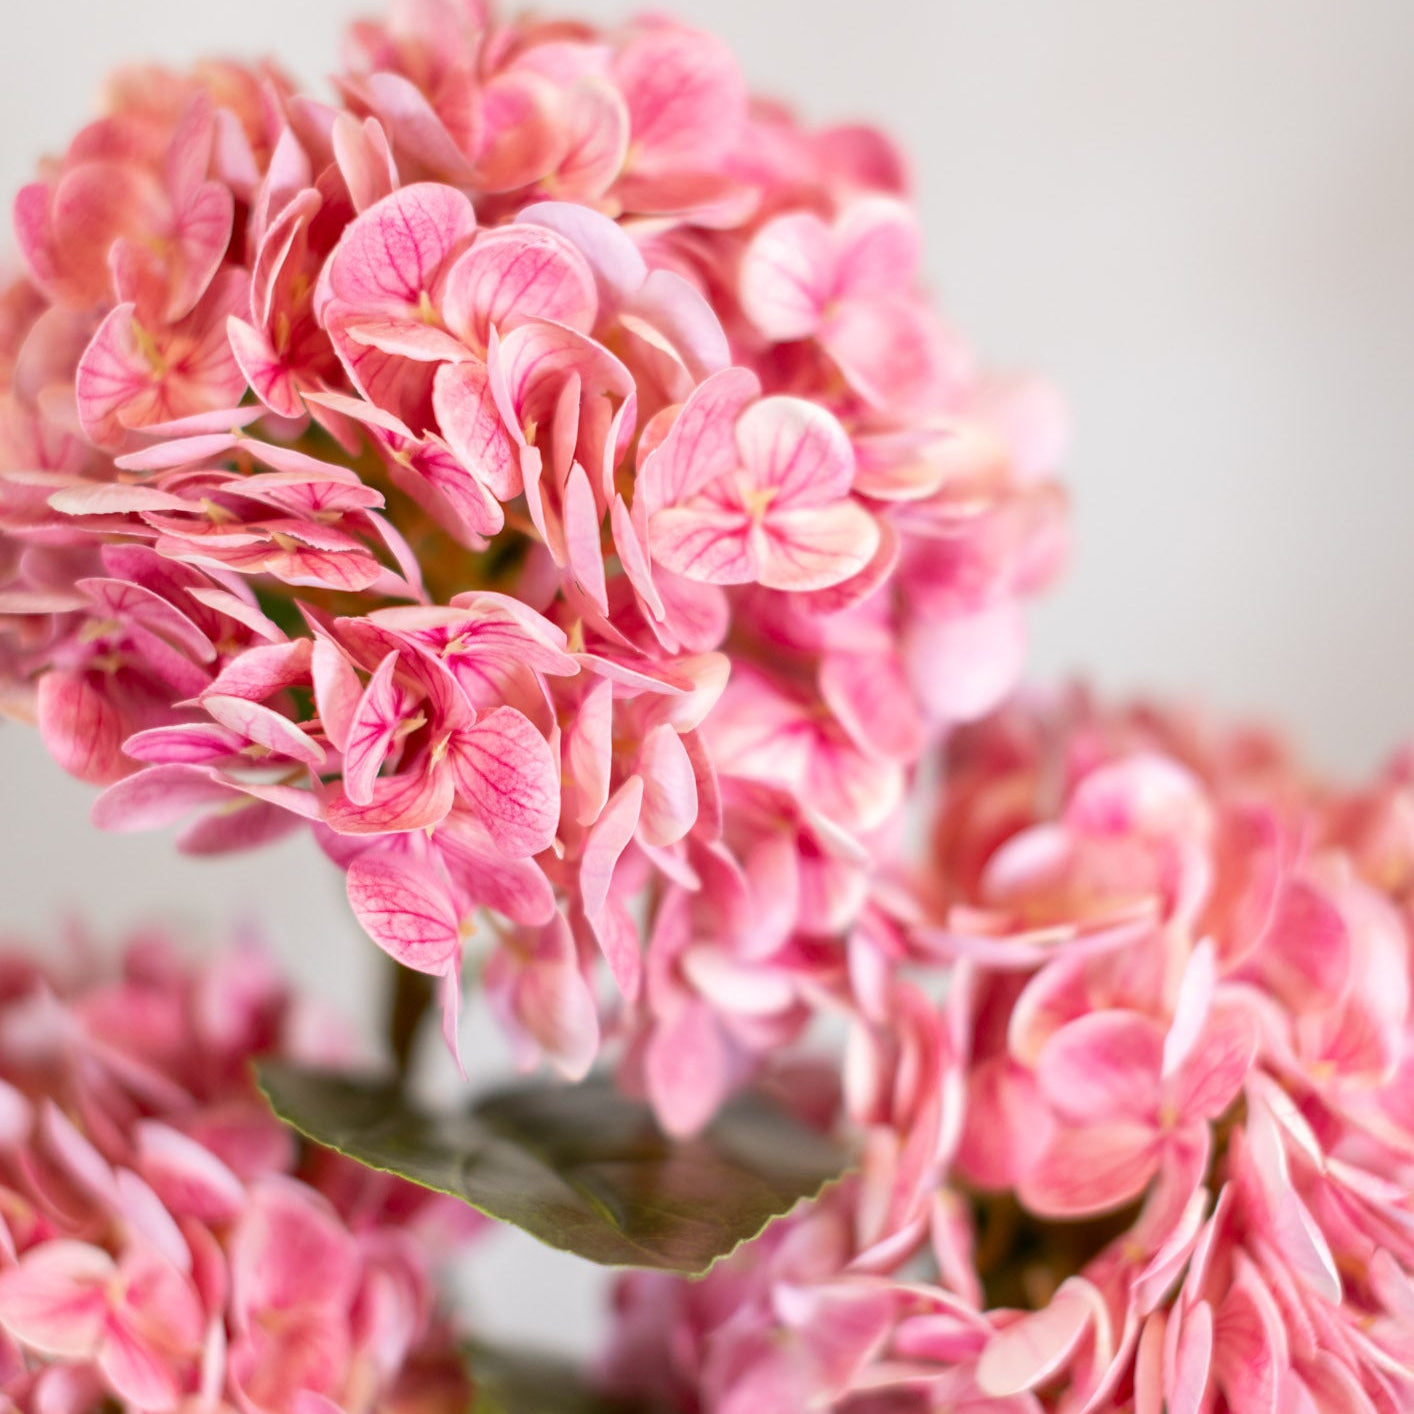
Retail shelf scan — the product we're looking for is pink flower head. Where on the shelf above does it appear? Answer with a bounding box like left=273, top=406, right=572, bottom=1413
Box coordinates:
left=0, top=0, right=1068, bottom=1116
left=0, top=929, right=475, bottom=1414
left=601, top=692, right=1414, bottom=1413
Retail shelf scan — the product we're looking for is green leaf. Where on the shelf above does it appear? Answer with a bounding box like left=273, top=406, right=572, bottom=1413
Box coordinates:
left=256, top=1064, right=845, bottom=1275
left=467, top=1342, right=655, bottom=1414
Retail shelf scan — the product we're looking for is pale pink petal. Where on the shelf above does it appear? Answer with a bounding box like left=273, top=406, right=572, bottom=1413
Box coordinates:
left=637, top=365, right=759, bottom=511
left=739, top=211, right=834, bottom=341
left=637, top=724, right=697, bottom=847
left=1167, top=1001, right=1258, bottom=1122
left=649, top=503, right=753, bottom=584
left=91, top=764, right=236, bottom=832
left=833, top=197, right=922, bottom=298
left=0, top=1241, right=112, bottom=1357
left=580, top=776, right=644, bottom=919
left=563, top=677, right=613, bottom=827
left=510, top=916, right=600, bottom=1082
left=324, top=763, right=456, bottom=836
left=563, top=460, right=608, bottom=611
left=346, top=855, right=462, bottom=976
left=1165, top=1301, right=1214, bottom=1414
left=821, top=295, right=949, bottom=410
left=905, top=600, right=1028, bottom=724
left=645, top=1001, right=727, bottom=1138
left=342, top=652, right=410, bottom=805
left=515, top=201, right=647, bottom=304
left=976, top=1278, right=1097, bottom=1398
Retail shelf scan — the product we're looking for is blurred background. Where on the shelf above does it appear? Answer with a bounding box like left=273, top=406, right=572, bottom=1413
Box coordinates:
left=2, top=0, right=1412, bottom=1355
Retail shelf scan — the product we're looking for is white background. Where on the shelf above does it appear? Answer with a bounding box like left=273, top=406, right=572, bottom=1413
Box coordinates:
left=2, top=0, right=1413, bottom=1355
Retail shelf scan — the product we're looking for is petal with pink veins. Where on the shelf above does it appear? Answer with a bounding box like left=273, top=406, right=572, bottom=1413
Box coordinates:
left=37, top=670, right=128, bottom=785
left=346, top=855, right=462, bottom=976
left=433, top=360, right=521, bottom=500
left=613, top=27, right=747, bottom=173
left=322, top=182, right=475, bottom=314
left=756, top=500, right=881, bottom=592
left=446, top=708, right=558, bottom=858
left=202, top=695, right=326, bottom=771
left=739, top=211, right=834, bottom=341
left=441, top=225, right=598, bottom=350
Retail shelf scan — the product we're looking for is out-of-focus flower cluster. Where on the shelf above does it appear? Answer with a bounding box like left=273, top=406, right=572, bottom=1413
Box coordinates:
left=0, top=930, right=474, bottom=1414
left=0, top=0, right=1066, bottom=1114
left=603, top=690, right=1414, bottom=1413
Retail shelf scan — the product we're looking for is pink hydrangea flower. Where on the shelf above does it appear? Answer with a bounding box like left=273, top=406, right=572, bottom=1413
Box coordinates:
left=0, top=928, right=475, bottom=1414
left=601, top=690, right=1414, bottom=1413
left=0, top=0, right=1068, bottom=1121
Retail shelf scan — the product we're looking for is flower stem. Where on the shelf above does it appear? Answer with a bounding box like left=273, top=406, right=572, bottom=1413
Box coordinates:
left=387, top=960, right=434, bottom=1082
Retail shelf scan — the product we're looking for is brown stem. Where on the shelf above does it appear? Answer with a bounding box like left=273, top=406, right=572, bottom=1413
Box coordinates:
left=387, top=961, right=434, bottom=1082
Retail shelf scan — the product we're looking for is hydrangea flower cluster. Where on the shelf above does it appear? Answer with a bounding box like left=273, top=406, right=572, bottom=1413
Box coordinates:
left=602, top=690, right=1414, bottom=1412
left=0, top=0, right=1066, bottom=1108
left=0, top=929, right=475, bottom=1414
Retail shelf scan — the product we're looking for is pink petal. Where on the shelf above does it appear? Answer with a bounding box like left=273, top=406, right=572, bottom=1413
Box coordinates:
left=1165, top=1301, right=1214, bottom=1414
left=637, top=365, right=759, bottom=511
left=446, top=708, right=558, bottom=857
left=1019, top=1122, right=1162, bottom=1218
left=0, top=1241, right=111, bottom=1357
left=509, top=916, right=600, bottom=1082
left=562, top=677, right=613, bottom=827
left=515, top=201, right=648, bottom=304
left=1212, top=1263, right=1286, bottom=1414
left=645, top=1001, right=728, bottom=1138
left=1167, top=1001, right=1258, bottom=1122
left=976, top=1278, right=1097, bottom=1397
left=734, top=395, right=854, bottom=507
left=1035, top=1010, right=1165, bottom=1125
left=323, top=182, right=475, bottom=313
left=324, top=762, right=456, bottom=836
left=905, top=600, right=1028, bottom=724
left=821, top=294, right=949, bottom=411
left=756, top=500, right=881, bottom=592
left=580, top=776, right=644, bottom=918
left=203, top=695, right=326, bottom=771
left=91, top=764, right=236, bottom=832
left=432, top=360, right=521, bottom=500
left=650, top=503, right=753, bottom=584
left=37, top=670, right=128, bottom=784
left=346, top=855, right=462, bottom=976
left=833, top=197, right=922, bottom=299
left=637, top=724, right=698, bottom=847
left=613, top=26, right=747, bottom=172
left=442, top=225, right=598, bottom=349
left=739, top=211, right=834, bottom=341
left=563, top=460, right=608, bottom=611
left=342, top=651, right=411, bottom=805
